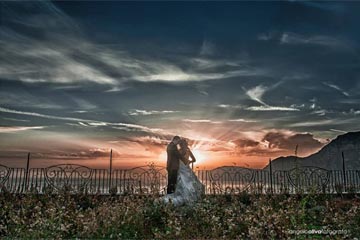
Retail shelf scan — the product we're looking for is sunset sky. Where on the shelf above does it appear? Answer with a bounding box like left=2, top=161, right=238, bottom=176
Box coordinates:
left=1, top=1, right=360, bottom=169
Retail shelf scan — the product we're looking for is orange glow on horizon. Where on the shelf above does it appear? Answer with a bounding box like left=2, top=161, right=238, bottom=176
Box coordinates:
left=191, top=149, right=207, bottom=165
left=159, top=151, right=167, bottom=162
left=157, top=147, right=209, bottom=167
left=0, top=127, right=325, bottom=170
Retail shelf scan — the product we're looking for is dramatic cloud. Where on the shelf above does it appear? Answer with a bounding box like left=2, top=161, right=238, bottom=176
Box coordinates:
left=232, top=138, right=260, bottom=148
left=228, top=131, right=325, bottom=158
left=1, top=1, right=360, bottom=168
left=0, top=2, right=266, bottom=89
left=25, top=148, right=113, bottom=159
left=126, top=136, right=170, bottom=154
left=262, top=131, right=324, bottom=155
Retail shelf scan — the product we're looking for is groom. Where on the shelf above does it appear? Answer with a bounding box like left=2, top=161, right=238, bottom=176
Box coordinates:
left=166, top=136, right=182, bottom=194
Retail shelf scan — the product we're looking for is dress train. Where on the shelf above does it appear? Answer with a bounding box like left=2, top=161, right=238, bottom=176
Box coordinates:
left=162, top=161, right=205, bottom=206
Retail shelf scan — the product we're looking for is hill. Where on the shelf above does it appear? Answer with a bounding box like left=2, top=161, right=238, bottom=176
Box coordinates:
left=264, top=131, right=360, bottom=170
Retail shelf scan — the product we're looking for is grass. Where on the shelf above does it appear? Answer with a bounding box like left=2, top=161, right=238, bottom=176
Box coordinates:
left=0, top=191, right=359, bottom=239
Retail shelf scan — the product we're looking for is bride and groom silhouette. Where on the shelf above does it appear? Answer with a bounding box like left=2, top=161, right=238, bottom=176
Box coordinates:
left=163, top=136, right=205, bottom=206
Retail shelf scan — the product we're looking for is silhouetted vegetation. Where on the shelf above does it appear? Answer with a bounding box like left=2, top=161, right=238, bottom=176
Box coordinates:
left=1, top=191, right=359, bottom=239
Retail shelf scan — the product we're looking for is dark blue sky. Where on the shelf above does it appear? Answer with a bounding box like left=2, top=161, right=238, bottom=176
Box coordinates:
left=1, top=1, right=360, bottom=168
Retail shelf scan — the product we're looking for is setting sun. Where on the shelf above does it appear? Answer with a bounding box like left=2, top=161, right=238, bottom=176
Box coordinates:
left=191, top=149, right=207, bottom=165
left=159, top=151, right=167, bottom=163
left=157, top=147, right=208, bottom=167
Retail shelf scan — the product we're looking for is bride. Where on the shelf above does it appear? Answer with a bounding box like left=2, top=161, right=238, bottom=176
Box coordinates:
left=162, top=138, right=205, bottom=206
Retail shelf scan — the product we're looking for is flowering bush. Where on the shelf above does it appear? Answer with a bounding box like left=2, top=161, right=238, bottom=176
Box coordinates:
left=0, top=191, right=359, bottom=239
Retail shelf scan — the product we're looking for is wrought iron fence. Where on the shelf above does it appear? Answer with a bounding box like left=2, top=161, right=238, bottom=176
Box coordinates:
left=1, top=163, right=359, bottom=194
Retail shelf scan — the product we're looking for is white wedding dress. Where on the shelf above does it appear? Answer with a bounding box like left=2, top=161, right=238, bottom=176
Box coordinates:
left=162, top=161, right=205, bottom=206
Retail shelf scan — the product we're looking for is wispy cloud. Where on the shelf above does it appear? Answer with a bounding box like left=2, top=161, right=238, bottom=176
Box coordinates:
left=200, top=39, right=216, bottom=56
left=259, top=31, right=349, bottom=49
left=280, top=32, right=348, bottom=48
left=0, top=106, right=167, bottom=134
left=246, top=106, right=300, bottom=111
left=183, top=119, right=222, bottom=124
left=128, top=109, right=179, bottom=116
left=350, top=109, right=360, bottom=115
left=311, top=109, right=328, bottom=116
left=0, top=126, right=45, bottom=133
left=299, top=2, right=346, bottom=14
left=330, top=128, right=347, bottom=133
left=289, top=118, right=358, bottom=128
left=228, top=119, right=257, bottom=123
left=191, top=58, right=242, bottom=70
left=78, top=122, right=89, bottom=127
left=323, top=82, right=350, bottom=96
left=289, top=119, right=335, bottom=127
left=0, top=106, right=85, bottom=122
left=2, top=117, right=30, bottom=122
left=0, top=1, right=266, bottom=90
left=1, top=31, right=264, bottom=87
left=257, top=32, right=273, bottom=41
left=218, top=102, right=299, bottom=112
left=132, top=68, right=264, bottom=82
left=243, top=84, right=299, bottom=111
left=0, top=37, right=118, bottom=85
left=217, top=104, right=243, bottom=109
left=72, top=110, right=88, bottom=114
left=244, top=85, right=268, bottom=105
left=0, top=92, right=65, bottom=110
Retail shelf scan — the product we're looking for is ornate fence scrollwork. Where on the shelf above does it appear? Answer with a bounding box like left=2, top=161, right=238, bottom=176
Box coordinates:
left=209, top=166, right=255, bottom=194
left=0, top=162, right=359, bottom=194
left=125, top=164, right=167, bottom=194
left=0, top=164, right=11, bottom=187
left=44, top=164, right=93, bottom=192
left=287, top=166, right=330, bottom=193
left=272, top=170, right=290, bottom=194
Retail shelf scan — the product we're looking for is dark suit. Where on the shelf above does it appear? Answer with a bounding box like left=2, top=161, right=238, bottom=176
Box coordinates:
left=166, top=142, right=182, bottom=194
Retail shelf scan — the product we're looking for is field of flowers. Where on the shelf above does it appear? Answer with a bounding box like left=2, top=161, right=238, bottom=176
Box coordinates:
left=0, top=190, right=359, bottom=239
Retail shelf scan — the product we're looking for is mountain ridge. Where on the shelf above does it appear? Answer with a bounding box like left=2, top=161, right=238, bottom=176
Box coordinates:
left=263, top=131, right=360, bottom=170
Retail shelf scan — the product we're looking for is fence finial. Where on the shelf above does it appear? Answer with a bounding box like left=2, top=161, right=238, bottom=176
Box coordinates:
left=24, top=152, right=31, bottom=191
left=269, top=158, right=273, bottom=194
left=342, top=151, right=346, bottom=191
left=109, top=149, right=113, bottom=190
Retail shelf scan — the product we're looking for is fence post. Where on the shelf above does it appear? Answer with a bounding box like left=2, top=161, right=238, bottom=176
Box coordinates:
left=342, top=151, right=346, bottom=192
left=109, top=149, right=113, bottom=193
left=269, top=158, right=273, bottom=194
left=24, top=152, right=30, bottom=192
